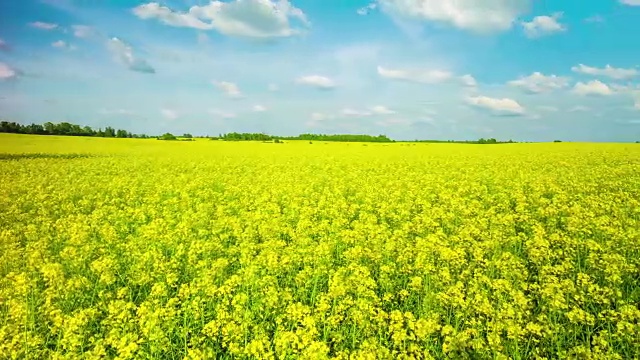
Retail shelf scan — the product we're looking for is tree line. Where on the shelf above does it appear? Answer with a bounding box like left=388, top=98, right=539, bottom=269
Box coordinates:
left=1, top=120, right=532, bottom=144
left=211, top=132, right=394, bottom=143
left=410, top=138, right=515, bottom=144
left=0, top=121, right=152, bottom=138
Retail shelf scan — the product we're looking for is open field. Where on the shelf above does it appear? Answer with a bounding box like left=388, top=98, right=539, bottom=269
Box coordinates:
left=0, top=133, right=639, bottom=359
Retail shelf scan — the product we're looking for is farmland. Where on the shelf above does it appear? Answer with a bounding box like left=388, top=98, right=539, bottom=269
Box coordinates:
left=0, top=133, right=639, bottom=359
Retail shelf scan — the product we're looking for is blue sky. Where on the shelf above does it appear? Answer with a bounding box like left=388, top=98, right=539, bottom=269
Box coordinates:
left=1, top=0, right=640, bottom=141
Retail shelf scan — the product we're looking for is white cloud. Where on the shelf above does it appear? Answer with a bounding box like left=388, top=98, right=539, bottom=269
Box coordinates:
left=213, top=81, right=243, bottom=97
left=370, top=105, right=396, bottom=115
left=29, top=21, right=59, bottom=30
left=508, top=72, right=570, bottom=93
left=72, top=25, right=95, bottom=38
left=377, top=65, right=453, bottom=84
left=610, top=83, right=640, bottom=95
left=620, top=0, right=640, bottom=5
left=268, top=83, right=279, bottom=91
left=568, top=105, right=590, bottom=112
left=106, top=37, right=156, bottom=74
left=573, top=80, right=614, bottom=96
left=253, top=104, right=267, bottom=112
left=357, top=2, right=377, bottom=15
left=161, top=108, right=178, bottom=120
left=296, top=75, right=336, bottom=89
left=467, top=96, right=525, bottom=115
left=460, top=74, right=477, bottom=87
left=376, top=0, right=530, bottom=33
left=584, top=15, right=604, bottom=23
left=0, top=62, right=17, bottom=80
left=209, top=109, right=237, bottom=119
left=51, top=40, right=75, bottom=50
left=571, top=64, right=638, bottom=80
left=0, top=38, right=8, bottom=51
left=342, top=108, right=372, bottom=117
left=521, top=12, right=566, bottom=38
left=132, top=0, right=310, bottom=39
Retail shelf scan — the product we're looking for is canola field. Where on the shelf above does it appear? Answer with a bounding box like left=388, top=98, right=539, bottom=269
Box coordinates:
left=0, top=133, right=639, bottom=359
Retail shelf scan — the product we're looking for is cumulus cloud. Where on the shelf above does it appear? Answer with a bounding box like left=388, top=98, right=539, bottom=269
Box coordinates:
left=467, top=96, right=525, bottom=116
left=161, top=108, right=178, bottom=120
left=568, top=105, right=590, bottom=112
left=584, top=15, right=604, bottom=23
left=213, top=81, right=243, bottom=98
left=267, top=83, right=279, bottom=92
left=572, top=80, right=613, bottom=96
left=51, top=40, right=75, bottom=50
left=0, top=62, right=18, bottom=81
left=309, top=106, right=396, bottom=121
left=620, top=0, right=640, bottom=5
left=296, top=75, right=335, bottom=89
left=29, top=21, right=59, bottom=30
left=72, top=25, right=95, bottom=38
left=370, top=105, right=396, bottom=115
left=377, top=65, right=453, bottom=84
left=253, top=104, right=267, bottom=112
left=107, top=37, right=156, bottom=74
left=376, top=0, right=530, bottom=33
left=132, top=0, right=310, bottom=39
left=609, top=83, right=639, bottom=93
left=341, top=108, right=372, bottom=117
left=508, top=72, right=570, bottom=93
left=357, top=2, right=377, bottom=15
left=571, top=64, right=638, bottom=80
left=521, top=12, right=566, bottom=38
left=459, top=74, right=477, bottom=87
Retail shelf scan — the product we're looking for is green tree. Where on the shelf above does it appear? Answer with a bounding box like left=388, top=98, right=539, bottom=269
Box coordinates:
left=159, top=133, right=177, bottom=140
left=104, top=127, right=116, bottom=138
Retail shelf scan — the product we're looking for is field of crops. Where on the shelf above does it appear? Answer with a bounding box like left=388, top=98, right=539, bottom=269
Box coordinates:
left=0, top=133, right=639, bottom=359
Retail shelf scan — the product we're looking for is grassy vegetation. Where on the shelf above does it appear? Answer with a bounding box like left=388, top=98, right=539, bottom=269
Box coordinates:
left=1, top=133, right=639, bottom=359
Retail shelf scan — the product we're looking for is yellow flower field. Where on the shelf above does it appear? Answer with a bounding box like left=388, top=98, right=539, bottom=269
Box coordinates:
left=0, top=133, right=639, bottom=359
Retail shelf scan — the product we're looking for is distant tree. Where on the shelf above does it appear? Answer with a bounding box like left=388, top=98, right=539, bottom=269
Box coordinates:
left=159, top=133, right=177, bottom=140
left=554, top=140, right=562, bottom=143
left=43, top=122, right=55, bottom=134
left=0, top=120, right=151, bottom=139
left=104, top=127, right=116, bottom=138
left=182, top=133, right=193, bottom=138
left=82, top=126, right=95, bottom=136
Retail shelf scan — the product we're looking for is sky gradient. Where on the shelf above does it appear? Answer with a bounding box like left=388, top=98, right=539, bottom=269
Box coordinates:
left=1, top=0, right=640, bottom=141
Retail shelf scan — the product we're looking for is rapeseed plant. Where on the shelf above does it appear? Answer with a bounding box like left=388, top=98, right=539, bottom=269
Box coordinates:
left=0, top=134, right=638, bottom=359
